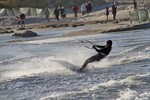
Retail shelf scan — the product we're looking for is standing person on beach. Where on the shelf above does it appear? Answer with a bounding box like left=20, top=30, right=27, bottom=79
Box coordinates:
left=59, top=4, right=66, bottom=18
left=85, top=3, right=88, bottom=14
left=19, top=13, right=25, bottom=27
left=72, top=4, right=78, bottom=17
left=81, top=3, right=86, bottom=16
left=87, top=1, right=92, bottom=13
left=16, top=16, right=22, bottom=27
left=133, top=0, right=137, bottom=11
left=106, top=7, right=109, bottom=21
left=54, top=7, right=60, bottom=20
left=44, top=8, right=50, bottom=22
left=112, top=5, right=117, bottom=20
left=78, top=40, right=113, bottom=71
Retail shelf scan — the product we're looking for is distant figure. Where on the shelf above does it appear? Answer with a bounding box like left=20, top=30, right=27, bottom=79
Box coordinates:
left=106, top=7, right=109, bottom=21
left=45, top=8, right=50, bottom=22
left=112, top=5, right=117, bottom=20
left=54, top=7, right=60, bottom=20
left=78, top=40, right=113, bottom=71
left=87, top=1, right=92, bottom=13
left=81, top=3, right=86, bottom=16
left=113, top=0, right=116, bottom=6
left=19, top=13, right=25, bottom=27
left=59, top=4, right=66, bottom=18
left=16, top=16, right=22, bottom=27
left=72, top=4, right=78, bottom=17
left=133, top=0, right=137, bottom=11
left=85, top=3, right=88, bottom=13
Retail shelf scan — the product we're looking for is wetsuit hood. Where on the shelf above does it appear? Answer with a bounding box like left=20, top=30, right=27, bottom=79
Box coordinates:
left=107, top=40, right=112, bottom=47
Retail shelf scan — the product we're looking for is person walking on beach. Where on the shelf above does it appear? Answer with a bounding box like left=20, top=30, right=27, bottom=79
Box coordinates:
left=78, top=40, right=113, bottom=71
left=112, top=5, right=117, bottom=20
left=81, top=3, right=86, bottom=16
left=106, top=7, right=109, bottom=21
left=45, top=8, right=50, bottom=22
left=72, top=4, right=78, bottom=17
left=54, top=7, right=60, bottom=20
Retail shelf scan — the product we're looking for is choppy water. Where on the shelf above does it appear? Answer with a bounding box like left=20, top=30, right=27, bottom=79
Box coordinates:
left=0, top=27, right=150, bottom=100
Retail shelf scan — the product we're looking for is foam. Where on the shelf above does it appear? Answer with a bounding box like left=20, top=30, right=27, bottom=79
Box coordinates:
left=40, top=73, right=150, bottom=99
left=1, top=48, right=91, bottom=82
left=106, top=44, right=150, bottom=66
left=117, top=88, right=150, bottom=100
left=1, top=56, right=74, bottom=82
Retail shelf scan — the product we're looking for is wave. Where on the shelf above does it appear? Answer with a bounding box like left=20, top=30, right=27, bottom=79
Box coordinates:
left=0, top=56, right=74, bottom=82
left=105, top=43, right=150, bottom=66
left=117, top=89, right=150, bottom=100
left=0, top=44, right=149, bottom=83
left=40, top=73, right=150, bottom=100
left=0, top=51, right=88, bottom=82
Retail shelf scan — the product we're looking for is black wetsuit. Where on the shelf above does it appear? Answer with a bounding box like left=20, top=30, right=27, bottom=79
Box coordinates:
left=79, top=45, right=112, bottom=71
left=54, top=8, right=60, bottom=20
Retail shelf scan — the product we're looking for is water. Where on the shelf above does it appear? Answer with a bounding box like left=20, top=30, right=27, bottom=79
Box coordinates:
left=0, top=26, right=150, bottom=100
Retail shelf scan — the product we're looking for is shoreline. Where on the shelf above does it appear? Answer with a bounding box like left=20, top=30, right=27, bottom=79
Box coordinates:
left=1, top=18, right=150, bottom=37
left=0, top=5, right=150, bottom=37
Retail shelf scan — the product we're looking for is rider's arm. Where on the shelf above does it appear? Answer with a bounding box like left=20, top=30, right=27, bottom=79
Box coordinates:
left=92, top=45, right=105, bottom=53
left=92, top=45, right=105, bottom=49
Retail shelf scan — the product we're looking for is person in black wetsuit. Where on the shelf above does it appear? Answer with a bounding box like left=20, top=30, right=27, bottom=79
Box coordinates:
left=78, top=40, right=113, bottom=71
left=133, top=0, right=137, bottom=11
left=54, top=7, right=60, bottom=20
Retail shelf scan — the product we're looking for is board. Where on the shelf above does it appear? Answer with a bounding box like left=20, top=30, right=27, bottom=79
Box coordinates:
left=52, top=60, right=81, bottom=72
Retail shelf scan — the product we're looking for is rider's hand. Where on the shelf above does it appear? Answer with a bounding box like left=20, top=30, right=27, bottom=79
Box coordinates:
left=92, top=45, right=95, bottom=49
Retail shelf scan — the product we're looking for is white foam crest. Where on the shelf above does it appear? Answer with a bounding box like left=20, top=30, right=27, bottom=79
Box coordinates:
left=1, top=50, right=91, bottom=82
left=2, top=56, right=73, bottom=81
left=119, top=44, right=149, bottom=55
left=85, top=78, right=132, bottom=92
left=109, top=49, right=150, bottom=66
left=122, top=73, right=150, bottom=85
left=108, top=44, right=150, bottom=66
left=119, top=46, right=139, bottom=55
left=145, top=47, right=150, bottom=51
left=117, top=88, right=150, bottom=100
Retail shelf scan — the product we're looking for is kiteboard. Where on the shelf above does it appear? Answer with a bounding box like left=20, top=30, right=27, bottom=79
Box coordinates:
left=52, top=60, right=82, bottom=72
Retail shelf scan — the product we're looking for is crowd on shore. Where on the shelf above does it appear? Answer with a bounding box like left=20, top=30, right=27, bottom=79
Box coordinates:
left=16, top=1, right=120, bottom=28
left=49, top=1, right=118, bottom=22
left=52, top=1, right=93, bottom=21
left=1, top=0, right=150, bottom=37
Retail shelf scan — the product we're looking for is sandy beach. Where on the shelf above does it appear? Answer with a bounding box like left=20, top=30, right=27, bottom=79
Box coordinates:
left=0, top=5, right=150, bottom=37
